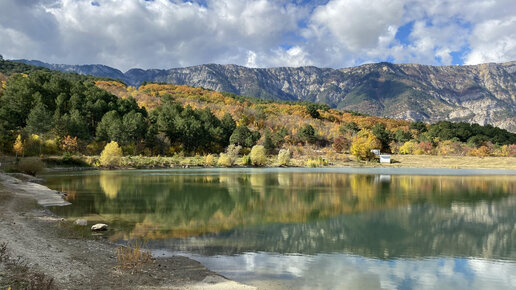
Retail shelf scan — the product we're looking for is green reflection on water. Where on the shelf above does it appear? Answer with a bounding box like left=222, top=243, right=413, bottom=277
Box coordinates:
left=45, top=169, right=516, bottom=259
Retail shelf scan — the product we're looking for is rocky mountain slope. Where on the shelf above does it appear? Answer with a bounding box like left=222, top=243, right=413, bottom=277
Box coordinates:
left=15, top=59, right=516, bottom=132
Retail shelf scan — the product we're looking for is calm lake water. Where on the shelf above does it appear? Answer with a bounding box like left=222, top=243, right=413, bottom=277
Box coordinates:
left=44, top=168, right=516, bottom=289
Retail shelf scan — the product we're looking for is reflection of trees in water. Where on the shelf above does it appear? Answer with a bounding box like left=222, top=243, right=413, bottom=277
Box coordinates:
left=46, top=172, right=516, bottom=242
left=161, top=195, right=516, bottom=260
left=99, top=172, right=122, bottom=199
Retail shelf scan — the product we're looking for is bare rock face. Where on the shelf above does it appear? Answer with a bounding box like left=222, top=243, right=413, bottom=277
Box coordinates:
left=16, top=59, right=516, bottom=132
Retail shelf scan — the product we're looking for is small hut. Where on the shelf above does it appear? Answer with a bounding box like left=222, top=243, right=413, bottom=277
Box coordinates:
left=380, top=155, right=391, bottom=164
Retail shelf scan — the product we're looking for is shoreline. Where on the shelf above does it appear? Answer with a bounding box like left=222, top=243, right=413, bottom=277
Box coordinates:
left=0, top=172, right=255, bottom=289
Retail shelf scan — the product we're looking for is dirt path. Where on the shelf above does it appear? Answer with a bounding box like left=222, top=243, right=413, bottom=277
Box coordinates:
left=0, top=173, right=254, bottom=289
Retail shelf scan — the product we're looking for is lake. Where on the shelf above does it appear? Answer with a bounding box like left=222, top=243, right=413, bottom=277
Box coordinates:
left=43, top=168, right=516, bottom=289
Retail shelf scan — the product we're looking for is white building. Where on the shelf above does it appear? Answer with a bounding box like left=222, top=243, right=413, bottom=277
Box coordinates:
left=380, top=155, right=391, bottom=164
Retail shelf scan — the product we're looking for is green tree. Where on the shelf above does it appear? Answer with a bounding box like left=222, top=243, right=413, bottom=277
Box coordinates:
left=96, top=111, right=123, bottom=142
left=25, top=93, right=53, bottom=136
left=297, top=124, right=316, bottom=144
left=221, top=113, right=236, bottom=147
left=306, top=104, right=320, bottom=119
left=263, top=130, right=275, bottom=154
left=230, top=126, right=260, bottom=147
left=121, top=111, right=147, bottom=144
left=372, top=123, right=391, bottom=151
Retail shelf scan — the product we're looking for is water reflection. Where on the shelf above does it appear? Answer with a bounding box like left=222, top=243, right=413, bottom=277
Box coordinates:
left=177, top=253, right=516, bottom=289
left=45, top=169, right=516, bottom=259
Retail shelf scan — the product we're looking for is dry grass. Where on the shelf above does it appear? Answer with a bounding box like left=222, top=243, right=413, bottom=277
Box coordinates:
left=116, top=240, right=153, bottom=270
left=389, top=155, right=516, bottom=170
left=0, top=242, right=57, bottom=290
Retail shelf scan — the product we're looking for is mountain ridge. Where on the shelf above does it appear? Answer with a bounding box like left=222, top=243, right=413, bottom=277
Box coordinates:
left=13, top=59, right=516, bottom=132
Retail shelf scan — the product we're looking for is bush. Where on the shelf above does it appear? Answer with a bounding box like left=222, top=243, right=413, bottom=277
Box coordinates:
left=305, top=157, right=328, bottom=168
left=204, top=154, right=215, bottom=166
left=277, top=149, right=291, bottom=166
left=241, top=154, right=252, bottom=165
left=250, top=145, right=267, bottom=166
left=17, top=157, right=45, bottom=176
left=99, top=141, right=123, bottom=167
left=217, top=153, right=232, bottom=167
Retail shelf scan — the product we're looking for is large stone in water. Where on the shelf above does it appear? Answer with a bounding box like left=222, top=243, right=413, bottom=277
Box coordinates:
left=91, top=223, right=108, bottom=231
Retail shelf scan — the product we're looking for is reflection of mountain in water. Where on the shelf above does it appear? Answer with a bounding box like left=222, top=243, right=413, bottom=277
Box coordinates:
left=44, top=170, right=516, bottom=259
left=153, top=195, right=516, bottom=260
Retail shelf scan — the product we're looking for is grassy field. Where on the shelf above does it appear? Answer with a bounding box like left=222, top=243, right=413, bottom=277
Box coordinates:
left=385, top=155, right=516, bottom=170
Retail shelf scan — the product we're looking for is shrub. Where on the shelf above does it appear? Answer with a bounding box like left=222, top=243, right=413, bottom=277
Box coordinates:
left=217, top=153, right=232, bottom=167
left=333, top=136, right=350, bottom=153
left=204, top=154, right=215, bottom=166
left=86, top=141, right=105, bottom=155
left=61, top=136, right=79, bottom=153
left=17, top=157, right=45, bottom=176
left=241, top=154, right=252, bottom=165
left=99, top=141, right=123, bottom=167
left=277, top=149, right=291, bottom=166
left=116, top=240, right=153, bottom=270
left=305, top=157, right=328, bottom=168
left=399, top=140, right=418, bottom=154
left=250, top=145, right=267, bottom=166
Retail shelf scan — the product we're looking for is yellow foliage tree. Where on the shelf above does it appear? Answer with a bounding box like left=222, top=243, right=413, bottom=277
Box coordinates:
left=399, top=140, right=418, bottom=154
left=350, top=129, right=381, bottom=161
left=13, top=135, right=23, bottom=157
left=250, top=145, right=267, bottom=166
left=99, top=141, right=123, bottom=167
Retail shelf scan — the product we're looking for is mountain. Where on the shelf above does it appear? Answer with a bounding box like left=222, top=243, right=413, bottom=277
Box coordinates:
left=13, top=59, right=516, bottom=132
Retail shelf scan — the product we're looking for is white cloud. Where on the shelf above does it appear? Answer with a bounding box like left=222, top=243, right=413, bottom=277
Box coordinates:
left=465, top=16, right=516, bottom=64
left=0, top=0, right=514, bottom=70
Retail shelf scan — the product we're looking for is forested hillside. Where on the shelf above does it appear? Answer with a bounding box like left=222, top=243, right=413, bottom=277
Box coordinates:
left=1, top=59, right=515, bottom=162
left=15, top=59, right=516, bottom=133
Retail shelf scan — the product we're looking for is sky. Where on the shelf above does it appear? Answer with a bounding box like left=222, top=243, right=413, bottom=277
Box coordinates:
left=0, top=0, right=515, bottom=72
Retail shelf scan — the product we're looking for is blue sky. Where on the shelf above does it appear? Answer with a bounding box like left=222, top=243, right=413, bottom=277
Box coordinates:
left=0, top=0, right=514, bottom=71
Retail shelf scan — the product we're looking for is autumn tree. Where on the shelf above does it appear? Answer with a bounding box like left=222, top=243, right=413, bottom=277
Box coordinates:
left=250, top=145, right=267, bottom=166
left=350, top=129, right=381, bottom=160
left=99, top=141, right=123, bottom=167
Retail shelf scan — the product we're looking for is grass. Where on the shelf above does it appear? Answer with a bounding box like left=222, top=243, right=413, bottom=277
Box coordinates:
left=0, top=242, right=57, bottom=290
left=116, top=240, right=153, bottom=270
left=388, top=155, right=516, bottom=170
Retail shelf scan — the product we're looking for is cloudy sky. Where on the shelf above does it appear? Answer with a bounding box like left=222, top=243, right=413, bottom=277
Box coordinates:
left=0, top=0, right=515, bottom=71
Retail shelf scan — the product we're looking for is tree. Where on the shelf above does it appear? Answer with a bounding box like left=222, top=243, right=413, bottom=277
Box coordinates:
left=99, top=141, right=122, bottom=167
left=333, top=136, right=350, bottom=153
left=393, top=129, right=412, bottom=143
left=230, top=126, right=260, bottom=147
left=350, top=129, right=381, bottom=160
left=250, top=145, right=267, bottom=166
left=25, top=93, right=53, bottom=154
left=306, top=104, right=320, bottom=119
left=121, top=111, right=146, bottom=144
left=13, top=134, right=23, bottom=158
left=340, top=122, right=360, bottom=135
left=263, top=130, right=275, bottom=154
left=297, top=124, right=316, bottom=144
left=61, top=136, right=79, bottom=153
left=96, top=111, right=123, bottom=142
left=220, top=113, right=236, bottom=147
left=277, top=149, right=290, bottom=166
left=372, top=123, right=391, bottom=151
